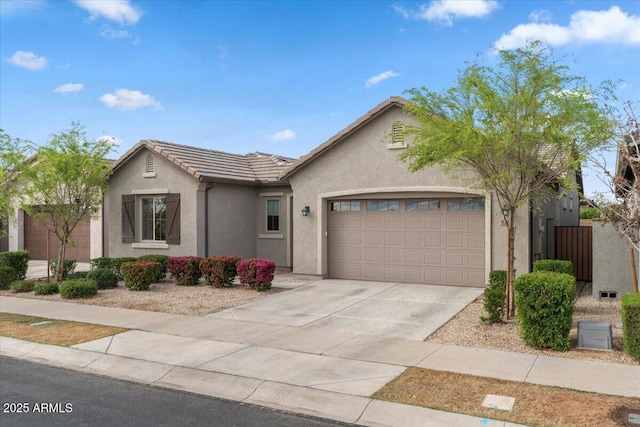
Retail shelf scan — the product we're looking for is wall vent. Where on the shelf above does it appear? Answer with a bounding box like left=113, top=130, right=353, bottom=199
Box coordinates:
left=599, top=291, right=618, bottom=300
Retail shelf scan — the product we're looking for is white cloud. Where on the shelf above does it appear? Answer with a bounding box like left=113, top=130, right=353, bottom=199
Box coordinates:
left=100, top=89, right=161, bottom=110
left=394, top=0, right=499, bottom=26
left=54, top=83, right=85, bottom=94
left=98, top=135, right=121, bottom=146
left=6, top=50, right=47, bottom=70
left=74, top=0, right=142, bottom=25
left=270, top=129, right=296, bottom=141
left=529, top=9, right=552, bottom=23
left=0, top=0, right=46, bottom=15
left=495, top=6, right=640, bottom=50
left=365, top=71, right=400, bottom=88
left=100, top=25, right=132, bottom=39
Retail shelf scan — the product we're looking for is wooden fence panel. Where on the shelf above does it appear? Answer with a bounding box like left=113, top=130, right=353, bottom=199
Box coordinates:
left=555, top=226, right=593, bottom=281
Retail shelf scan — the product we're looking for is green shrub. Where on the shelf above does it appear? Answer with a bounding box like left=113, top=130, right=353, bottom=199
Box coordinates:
left=0, top=250, right=31, bottom=280
left=50, top=259, right=77, bottom=281
left=579, top=207, right=601, bottom=219
left=59, top=279, right=98, bottom=299
left=200, top=256, right=241, bottom=287
left=0, top=265, right=17, bottom=290
left=110, top=257, right=138, bottom=280
left=11, top=280, right=36, bottom=293
left=120, top=261, right=159, bottom=291
left=66, top=271, right=89, bottom=280
left=532, top=259, right=573, bottom=276
left=91, top=257, right=112, bottom=270
left=622, top=292, right=640, bottom=361
left=514, top=271, right=575, bottom=351
left=167, top=256, right=202, bottom=286
left=482, top=270, right=507, bottom=323
left=34, top=283, right=59, bottom=295
left=138, top=254, right=169, bottom=282
left=86, top=268, right=119, bottom=289
left=237, top=258, right=275, bottom=291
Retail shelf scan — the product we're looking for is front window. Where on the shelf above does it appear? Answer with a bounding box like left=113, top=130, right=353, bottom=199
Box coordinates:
left=142, top=197, right=166, bottom=241
left=267, top=199, right=280, bottom=231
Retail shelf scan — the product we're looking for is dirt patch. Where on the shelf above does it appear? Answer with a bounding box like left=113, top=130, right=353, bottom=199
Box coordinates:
left=374, top=367, right=640, bottom=427
left=0, top=312, right=128, bottom=347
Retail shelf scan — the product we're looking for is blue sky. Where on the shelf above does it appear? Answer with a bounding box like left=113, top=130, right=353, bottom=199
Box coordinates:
left=1, top=0, right=639, bottom=197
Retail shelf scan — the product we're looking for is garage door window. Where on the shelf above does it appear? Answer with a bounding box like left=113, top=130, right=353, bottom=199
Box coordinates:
left=331, top=201, right=361, bottom=212
left=406, top=200, right=440, bottom=211
left=447, top=198, right=485, bottom=211
left=367, top=201, right=399, bottom=212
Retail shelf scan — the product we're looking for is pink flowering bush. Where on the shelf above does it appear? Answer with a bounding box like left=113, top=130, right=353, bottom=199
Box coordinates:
left=120, top=261, right=160, bottom=291
left=167, top=256, right=202, bottom=286
left=237, top=258, right=275, bottom=291
left=200, top=256, right=241, bottom=287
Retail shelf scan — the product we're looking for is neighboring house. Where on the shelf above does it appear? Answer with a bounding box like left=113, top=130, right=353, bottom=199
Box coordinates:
left=5, top=97, right=579, bottom=287
left=104, top=140, right=295, bottom=267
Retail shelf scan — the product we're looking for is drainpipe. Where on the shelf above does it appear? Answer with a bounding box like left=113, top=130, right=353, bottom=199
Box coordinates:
left=204, top=183, right=214, bottom=256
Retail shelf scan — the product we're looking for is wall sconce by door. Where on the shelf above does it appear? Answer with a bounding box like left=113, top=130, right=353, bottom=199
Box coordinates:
left=301, top=206, right=310, bottom=217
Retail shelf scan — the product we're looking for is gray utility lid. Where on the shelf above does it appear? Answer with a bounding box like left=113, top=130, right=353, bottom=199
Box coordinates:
left=577, top=321, right=613, bottom=351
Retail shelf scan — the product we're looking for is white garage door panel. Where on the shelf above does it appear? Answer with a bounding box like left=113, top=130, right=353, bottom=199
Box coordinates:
left=328, top=198, right=485, bottom=287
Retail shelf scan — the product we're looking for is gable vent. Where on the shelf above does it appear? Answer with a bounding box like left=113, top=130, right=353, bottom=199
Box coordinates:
left=144, top=154, right=156, bottom=177
left=388, top=121, right=407, bottom=149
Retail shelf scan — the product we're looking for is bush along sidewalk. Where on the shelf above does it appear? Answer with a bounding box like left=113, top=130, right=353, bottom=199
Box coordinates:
left=59, top=279, right=98, bottom=299
left=481, top=270, right=506, bottom=323
left=167, top=256, right=202, bottom=286
left=533, top=259, right=573, bottom=276
left=237, top=258, right=275, bottom=291
left=200, top=256, right=241, bottom=287
left=514, top=271, right=575, bottom=351
left=121, top=261, right=160, bottom=291
left=0, top=250, right=31, bottom=280
left=622, top=292, right=640, bottom=361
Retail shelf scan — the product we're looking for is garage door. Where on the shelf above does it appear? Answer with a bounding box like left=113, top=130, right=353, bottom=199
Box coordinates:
left=328, top=198, right=485, bottom=286
left=24, top=212, right=91, bottom=261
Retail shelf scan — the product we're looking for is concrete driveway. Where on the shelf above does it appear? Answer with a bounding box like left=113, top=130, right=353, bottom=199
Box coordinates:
left=211, top=279, right=483, bottom=341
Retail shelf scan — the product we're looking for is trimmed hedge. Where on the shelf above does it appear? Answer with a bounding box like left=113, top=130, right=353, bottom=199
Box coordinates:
left=622, top=292, right=640, bottom=361
left=237, top=258, right=275, bottom=291
left=34, top=283, right=59, bottom=295
left=0, top=250, right=31, bottom=280
left=59, top=279, right=98, bottom=299
left=514, top=271, right=575, bottom=351
left=66, top=271, right=89, bottom=280
left=120, top=261, right=159, bottom=291
left=91, top=257, right=112, bottom=270
left=86, top=268, right=119, bottom=289
left=0, top=265, right=17, bottom=290
left=482, top=270, right=506, bottom=323
left=168, top=256, right=202, bottom=286
left=200, top=256, right=241, bottom=287
left=532, top=259, right=573, bottom=276
left=11, top=280, right=36, bottom=293
left=138, top=254, right=169, bottom=282
left=50, top=259, right=77, bottom=281
left=110, top=257, right=138, bottom=280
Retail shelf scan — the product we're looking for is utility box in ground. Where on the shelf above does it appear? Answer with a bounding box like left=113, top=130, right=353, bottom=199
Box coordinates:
left=577, top=321, right=613, bottom=350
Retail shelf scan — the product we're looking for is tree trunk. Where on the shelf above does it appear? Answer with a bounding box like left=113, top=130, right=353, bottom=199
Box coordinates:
left=504, top=211, right=517, bottom=320
left=629, top=248, right=639, bottom=293
left=55, top=236, right=67, bottom=283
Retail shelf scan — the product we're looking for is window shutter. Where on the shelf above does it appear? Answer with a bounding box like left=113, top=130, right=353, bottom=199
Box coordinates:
left=166, top=193, right=180, bottom=245
left=122, top=195, right=135, bottom=243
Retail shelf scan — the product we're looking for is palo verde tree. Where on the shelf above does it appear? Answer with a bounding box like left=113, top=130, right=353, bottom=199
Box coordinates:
left=590, top=100, right=640, bottom=293
left=0, top=130, right=31, bottom=238
left=399, top=41, right=614, bottom=318
left=20, top=122, right=113, bottom=282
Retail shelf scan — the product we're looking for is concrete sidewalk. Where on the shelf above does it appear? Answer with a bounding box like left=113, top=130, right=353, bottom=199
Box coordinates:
left=1, top=296, right=638, bottom=427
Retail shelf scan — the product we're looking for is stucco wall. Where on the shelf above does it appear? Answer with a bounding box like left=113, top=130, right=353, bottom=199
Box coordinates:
left=592, top=220, right=637, bottom=298
left=256, top=186, right=293, bottom=267
left=288, top=105, right=531, bottom=280
left=107, top=148, right=201, bottom=258
left=206, top=183, right=257, bottom=259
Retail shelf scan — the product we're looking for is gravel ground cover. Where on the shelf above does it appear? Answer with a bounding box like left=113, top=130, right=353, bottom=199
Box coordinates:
left=428, top=283, right=638, bottom=365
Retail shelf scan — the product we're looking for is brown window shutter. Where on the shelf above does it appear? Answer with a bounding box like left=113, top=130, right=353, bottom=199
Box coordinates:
left=166, top=193, right=180, bottom=245
left=122, top=194, right=135, bottom=243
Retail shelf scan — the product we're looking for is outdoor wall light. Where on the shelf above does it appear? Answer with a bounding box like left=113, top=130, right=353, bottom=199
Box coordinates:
left=501, top=205, right=509, bottom=216
left=301, top=206, right=310, bottom=217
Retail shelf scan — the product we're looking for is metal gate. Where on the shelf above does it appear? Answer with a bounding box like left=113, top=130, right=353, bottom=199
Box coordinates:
left=555, top=226, right=593, bottom=281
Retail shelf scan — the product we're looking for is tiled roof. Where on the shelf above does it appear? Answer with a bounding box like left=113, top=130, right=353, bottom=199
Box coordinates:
left=113, top=140, right=295, bottom=185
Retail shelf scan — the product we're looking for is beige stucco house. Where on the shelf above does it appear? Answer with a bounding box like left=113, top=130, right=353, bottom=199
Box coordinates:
left=4, top=96, right=579, bottom=287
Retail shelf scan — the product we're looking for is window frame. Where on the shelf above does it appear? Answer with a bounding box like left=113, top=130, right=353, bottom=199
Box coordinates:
left=266, top=199, right=280, bottom=232
left=140, top=196, right=167, bottom=242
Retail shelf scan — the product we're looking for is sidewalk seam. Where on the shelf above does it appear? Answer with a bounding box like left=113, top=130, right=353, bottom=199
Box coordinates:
left=523, top=354, right=540, bottom=382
